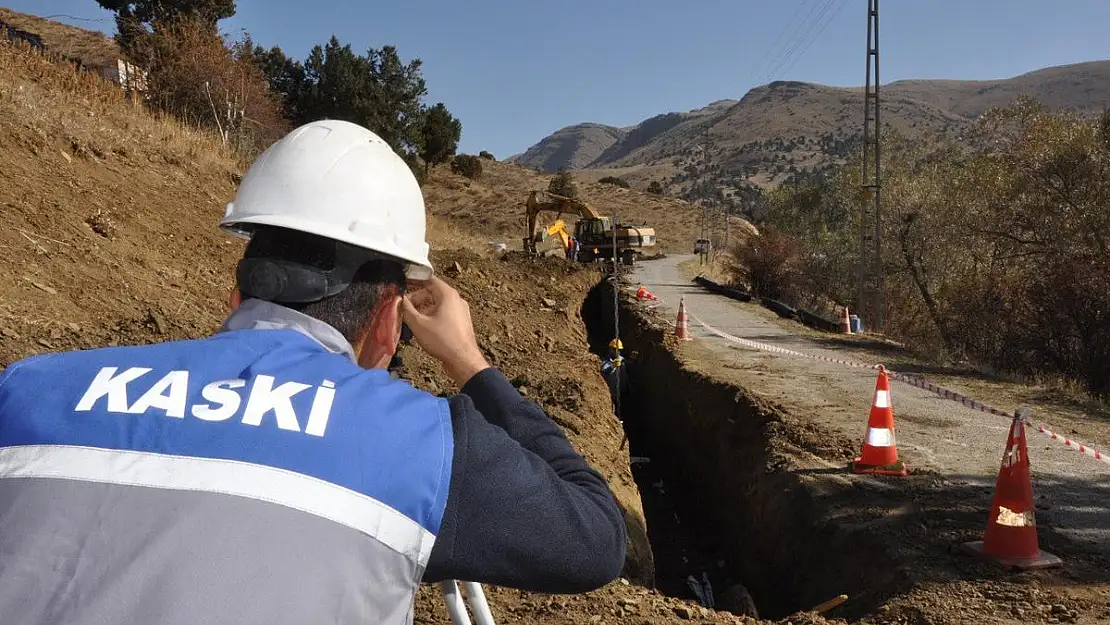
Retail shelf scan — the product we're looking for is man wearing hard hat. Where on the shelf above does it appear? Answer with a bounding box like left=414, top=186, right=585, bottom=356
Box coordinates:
left=0, top=120, right=626, bottom=624
left=600, top=337, right=629, bottom=415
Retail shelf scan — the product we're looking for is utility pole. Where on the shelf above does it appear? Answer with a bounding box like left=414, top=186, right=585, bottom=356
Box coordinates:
left=857, top=0, right=883, bottom=332
left=723, top=199, right=730, bottom=250
left=702, top=125, right=713, bottom=261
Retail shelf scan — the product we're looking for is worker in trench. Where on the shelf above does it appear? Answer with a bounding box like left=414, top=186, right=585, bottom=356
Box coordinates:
left=0, top=120, right=627, bottom=624
left=601, top=338, right=631, bottom=418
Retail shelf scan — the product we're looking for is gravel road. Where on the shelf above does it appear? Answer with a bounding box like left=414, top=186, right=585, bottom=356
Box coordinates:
left=635, top=254, right=1110, bottom=555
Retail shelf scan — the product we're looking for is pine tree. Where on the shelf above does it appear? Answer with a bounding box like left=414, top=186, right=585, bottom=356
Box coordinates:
left=419, top=103, right=462, bottom=173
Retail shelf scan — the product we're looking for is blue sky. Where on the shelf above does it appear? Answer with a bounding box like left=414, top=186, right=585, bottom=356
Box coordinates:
left=10, top=1, right=1110, bottom=157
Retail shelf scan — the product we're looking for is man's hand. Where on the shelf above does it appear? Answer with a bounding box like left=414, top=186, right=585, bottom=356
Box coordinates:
left=402, top=276, right=491, bottom=386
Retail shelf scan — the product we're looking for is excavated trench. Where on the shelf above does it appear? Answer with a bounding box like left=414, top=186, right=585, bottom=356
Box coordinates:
left=581, top=278, right=906, bottom=621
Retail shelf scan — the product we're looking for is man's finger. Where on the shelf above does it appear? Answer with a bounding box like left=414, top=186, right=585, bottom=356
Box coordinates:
left=422, top=275, right=457, bottom=299
left=406, top=286, right=437, bottom=313
left=404, top=295, right=428, bottom=319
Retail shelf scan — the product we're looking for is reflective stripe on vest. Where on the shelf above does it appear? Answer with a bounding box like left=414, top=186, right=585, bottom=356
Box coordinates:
left=0, top=328, right=453, bottom=566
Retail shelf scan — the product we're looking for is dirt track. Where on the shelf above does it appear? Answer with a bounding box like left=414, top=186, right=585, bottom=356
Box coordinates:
left=627, top=254, right=1110, bottom=624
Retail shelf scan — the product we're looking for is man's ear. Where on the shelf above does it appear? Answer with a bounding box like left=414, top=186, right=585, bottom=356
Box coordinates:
left=356, top=293, right=403, bottom=369
left=229, top=289, right=243, bottom=312
left=373, top=294, right=404, bottom=347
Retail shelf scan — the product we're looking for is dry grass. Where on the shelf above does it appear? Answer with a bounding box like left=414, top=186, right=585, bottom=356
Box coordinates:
left=677, top=253, right=734, bottom=283
left=425, top=215, right=496, bottom=253
left=0, top=7, right=120, bottom=68
left=0, top=40, right=240, bottom=178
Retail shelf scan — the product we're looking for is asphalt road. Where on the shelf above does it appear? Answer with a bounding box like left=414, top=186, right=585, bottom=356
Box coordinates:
left=635, top=254, right=1110, bottom=555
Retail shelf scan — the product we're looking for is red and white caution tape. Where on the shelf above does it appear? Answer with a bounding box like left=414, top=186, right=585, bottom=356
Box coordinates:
left=694, top=314, right=878, bottom=370
left=1032, top=423, right=1110, bottom=466
left=884, top=372, right=1012, bottom=419
left=694, top=312, right=1011, bottom=417
left=689, top=312, right=1109, bottom=466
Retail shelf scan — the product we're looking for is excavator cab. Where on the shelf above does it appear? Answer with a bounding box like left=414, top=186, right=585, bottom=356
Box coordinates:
left=576, top=217, right=609, bottom=239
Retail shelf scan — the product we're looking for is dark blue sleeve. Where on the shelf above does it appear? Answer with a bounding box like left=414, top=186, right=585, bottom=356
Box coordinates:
left=421, top=368, right=627, bottom=593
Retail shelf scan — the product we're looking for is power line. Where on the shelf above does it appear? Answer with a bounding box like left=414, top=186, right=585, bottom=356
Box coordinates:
left=752, top=0, right=813, bottom=81
left=760, top=0, right=830, bottom=82
left=776, top=0, right=849, bottom=79
left=764, top=0, right=839, bottom=81
left=42, top=14, right=112, bottom=23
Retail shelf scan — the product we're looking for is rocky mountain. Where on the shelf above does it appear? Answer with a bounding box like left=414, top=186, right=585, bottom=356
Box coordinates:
left=508, top=99, right=738, bottom=172
left=513, top=60, right=1110, bottom=201
left=508, top=122, right=625, bottom=172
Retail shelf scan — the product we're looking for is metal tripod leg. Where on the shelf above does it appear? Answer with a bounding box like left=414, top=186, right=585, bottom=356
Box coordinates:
left=440, top=580, right=496, bottom=625
left=461, top=582, right=496, bottom=625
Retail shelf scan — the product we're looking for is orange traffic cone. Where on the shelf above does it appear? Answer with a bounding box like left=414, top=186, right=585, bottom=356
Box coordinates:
left=851, top=366, right=907, bottom=476
left=675, top=296, right=692, bottom=341
left=960, top=416, right=1063, bottom=569
left=839, top=306, right=852, bottom=334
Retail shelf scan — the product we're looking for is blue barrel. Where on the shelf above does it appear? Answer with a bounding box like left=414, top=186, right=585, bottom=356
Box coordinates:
left=849, top=314, right=862, bottom=333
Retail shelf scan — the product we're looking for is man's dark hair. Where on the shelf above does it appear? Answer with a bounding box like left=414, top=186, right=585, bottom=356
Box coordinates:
left=240, top=226, right=407, bottom=342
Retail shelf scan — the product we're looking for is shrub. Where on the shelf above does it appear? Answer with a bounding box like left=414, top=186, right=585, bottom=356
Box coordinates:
left=647, top=180, right=664, bottom=195
left=548, top=169, right=579, bottom=199
left=756, top=100, right=1110, bottom=397
left=479, top=150, right=495, bottom=160
left=728, top=229, right=802, bottom=301
left=598, top=175, right=630, bottom=189
left=134, top=17, right=287, bottom=157
left=451, top=154, right=483, bottom=180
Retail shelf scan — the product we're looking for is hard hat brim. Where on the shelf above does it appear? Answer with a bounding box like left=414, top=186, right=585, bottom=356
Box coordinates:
left=220, top=213, right=433, bottom=280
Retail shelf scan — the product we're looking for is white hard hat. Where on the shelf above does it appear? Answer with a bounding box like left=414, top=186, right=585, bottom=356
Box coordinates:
left=221, top=119, right=433, bottom=280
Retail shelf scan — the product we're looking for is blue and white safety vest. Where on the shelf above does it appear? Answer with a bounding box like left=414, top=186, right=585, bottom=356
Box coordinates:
left=0, top=299, right=453, bottom=625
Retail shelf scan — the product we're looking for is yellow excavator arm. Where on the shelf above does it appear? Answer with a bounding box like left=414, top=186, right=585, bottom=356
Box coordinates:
left=525, top=190, right=602, bottom=243
left=545, top=220, right=571, bottom=249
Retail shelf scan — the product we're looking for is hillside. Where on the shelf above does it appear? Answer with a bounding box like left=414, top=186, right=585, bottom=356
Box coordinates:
left=510, top=100, right=739, bottom=173
left=0, top=6, right=119, bottom=67
left=425, top=158, right=753, bottom=254
left=0, top=37, right=727, bottom=358
left=508, top=122, right=625, bottom=172
left=513, top=60, right=1110, bottom=198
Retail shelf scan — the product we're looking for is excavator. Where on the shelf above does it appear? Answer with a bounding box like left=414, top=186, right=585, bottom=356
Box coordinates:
left=523, top=190, right=656, bottom=264
left=531, top=218, right=573, bottom=257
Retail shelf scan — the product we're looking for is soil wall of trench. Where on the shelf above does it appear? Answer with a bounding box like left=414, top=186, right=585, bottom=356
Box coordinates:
left=585, top=278, right=911, bottom=621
